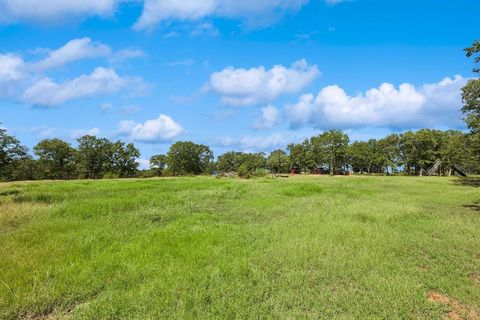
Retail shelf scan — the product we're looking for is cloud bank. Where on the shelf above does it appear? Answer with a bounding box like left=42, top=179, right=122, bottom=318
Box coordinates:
left=286, top=75, right=468, bottom=130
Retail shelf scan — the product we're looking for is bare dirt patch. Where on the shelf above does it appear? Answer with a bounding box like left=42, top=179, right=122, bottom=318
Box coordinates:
left=428, top=292, right=480, bottom=320
left=470, top=274, right=480, bottom=285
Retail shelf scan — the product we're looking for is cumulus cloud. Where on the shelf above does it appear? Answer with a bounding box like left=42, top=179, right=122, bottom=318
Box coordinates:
left=134, top=0, right=311, bottom=30
left=0, top=0, right=120, bottom=24
left=207, top=59, right=319, bottom=106
left=117, top=114, right=184, bottom=142
left=0, top=38, right=146, bottom=106
left=22, top=67, right=140, bottom=107
left=254, top=105, right=280, bottom=129
left=33, top=38, right=111, bottom=71
left=286, top=75, right=468, bottom=130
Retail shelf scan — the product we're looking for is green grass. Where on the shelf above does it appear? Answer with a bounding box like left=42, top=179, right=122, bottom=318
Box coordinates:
left=0, top=176, right=479, bottom=319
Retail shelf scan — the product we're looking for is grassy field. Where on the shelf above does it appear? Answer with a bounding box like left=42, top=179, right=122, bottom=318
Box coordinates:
left=0, top=176, right=479, bottom=319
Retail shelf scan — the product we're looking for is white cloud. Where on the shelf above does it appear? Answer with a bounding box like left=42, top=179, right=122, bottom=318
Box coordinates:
left=70, top=127, right=101, bottom=139
left=207, top=59, right=319, bottom=106
left=254, top=105, right=280, bottom=129
left=134, top=0, right=310, bottom=30
left=117, top=114, right=184, bottom=142
left=22, top=67, right=138, bottom=107
left=0, top=0, right=120, bottom=24
left=34, top=38, right=111, bottom=71
left=287, top=75, right=468, bottom=130
left=1, top=38, right=146, bottom=106
left=0, top=54, right=24, bottom=81
left=0, top=54, right=25, bottom=96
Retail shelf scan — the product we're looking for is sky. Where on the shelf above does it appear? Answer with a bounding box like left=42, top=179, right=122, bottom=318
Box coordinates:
left=0, top=0, right=478, bottom=167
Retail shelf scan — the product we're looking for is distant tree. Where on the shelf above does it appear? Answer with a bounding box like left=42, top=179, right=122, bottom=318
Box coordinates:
left=398, top=131, right=417, bottom=175
left=10, top=157, right=40, bottom=181
left=316, top=130, right=350, bottom=174
left=167, top=141, right=213, bottom=175
left=0, top=125, right=28, bottom=180
left=439, top=130, right=477, bottom=174
left=267, top=149, right=290, bottom=174
left=287, top=141, right=310, bottom=173
left=76, top=135, right=112, bottom=179
left=217, top=151, right=243, bottom=172
left=34, top=138, right=76, bottom=179
left=378, top=134, right=401, bottom=173
left=107, top=141, right=140, bottom=177
left=149, top=154, right=168, bottom=176
left=349, top=141, right=374, bottom=173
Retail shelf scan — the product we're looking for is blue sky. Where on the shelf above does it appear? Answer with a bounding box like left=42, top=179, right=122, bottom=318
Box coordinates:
left=0, top=0, right=478, bottom=166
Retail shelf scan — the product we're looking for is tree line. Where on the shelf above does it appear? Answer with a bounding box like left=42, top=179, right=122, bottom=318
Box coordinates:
left=0, top=127, right=478, bottom=181
left=1, top=40, right=479, bottom=181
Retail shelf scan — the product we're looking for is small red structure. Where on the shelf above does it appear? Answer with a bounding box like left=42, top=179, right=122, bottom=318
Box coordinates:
left=290, top=165, right=300, bottom=175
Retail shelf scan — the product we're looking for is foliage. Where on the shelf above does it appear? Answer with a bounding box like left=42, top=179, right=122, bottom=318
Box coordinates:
left=107, top=141, right=140, bottom=178
left=462, top=40, right=480, bottom=159
left=166, top=141, right=213, bottom=176
left=0, top=124, right=28, bottom=180
left=312, top=130, right=350, bottom=174
left=1, top=125, right=480, bottom=182
left=149, top=154, right=168, bottom=176
left=34, top=138, right=76, bottom=179
left=267, top=149, right=290, bottom=173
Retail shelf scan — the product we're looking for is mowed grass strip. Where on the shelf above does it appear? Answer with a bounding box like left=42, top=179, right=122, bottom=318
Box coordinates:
left=0, top=176, right=479, bottom=319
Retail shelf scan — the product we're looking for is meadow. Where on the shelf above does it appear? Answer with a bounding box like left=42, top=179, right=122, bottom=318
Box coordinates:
left=0, top=176, right=479, bottom=319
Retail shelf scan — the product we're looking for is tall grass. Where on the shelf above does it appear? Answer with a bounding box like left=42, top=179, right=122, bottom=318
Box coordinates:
left=0, top=176, right=479, bottom=319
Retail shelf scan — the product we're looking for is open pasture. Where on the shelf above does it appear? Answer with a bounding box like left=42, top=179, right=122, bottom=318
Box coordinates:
left=1, top=176, right=479, bottom=319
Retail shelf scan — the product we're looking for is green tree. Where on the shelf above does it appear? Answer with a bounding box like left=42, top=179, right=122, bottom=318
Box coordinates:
left=0, top=125, right=28, bottom=180
left=267, top=149, right=290, bottom=173
left=349, top=141, right=374, bottom=173
left=316, top=130, right=350, bottom=174
left=34, top=138, right=76, bottom=179
left=12, top=158, right=40, bottom=181
left=76, top=135, right=112, bottom=179
left=379, top=134, right=401, bottom=173
left=462, top=40, right=480, bottom=157
left=107, top=141, right=140, bottom=177
left=167, top=141, right=213, bottom=175
left=287, top=141, right=310, bottom=173
left=150, top=154, right=168, bottom=176
left=217, top=151, right=243, bottom=172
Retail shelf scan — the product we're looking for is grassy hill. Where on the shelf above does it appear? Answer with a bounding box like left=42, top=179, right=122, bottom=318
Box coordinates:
left=1, top=176, right=479, bottom=319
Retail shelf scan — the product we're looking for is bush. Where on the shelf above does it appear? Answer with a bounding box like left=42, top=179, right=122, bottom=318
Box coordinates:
left=253, top=168, right=267, bottom=177
left=237, top=164, right=251, bottom=179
